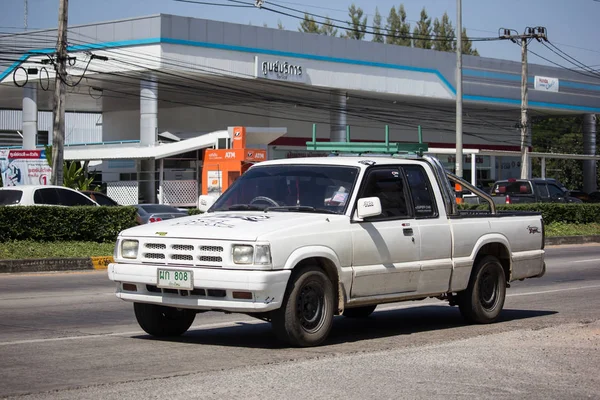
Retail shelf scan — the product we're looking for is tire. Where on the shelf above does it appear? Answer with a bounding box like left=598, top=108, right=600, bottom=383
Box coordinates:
left=458, top=255, right=506, bottom=324
left=134, top=303, right=196, bottom=337
left=271, top=267, right=335, bottom=347
left=343, top=305, right=377, bottom=318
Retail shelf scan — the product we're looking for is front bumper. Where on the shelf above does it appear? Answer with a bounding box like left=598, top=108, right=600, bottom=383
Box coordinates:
left=108, top=263, right=291, bottom=312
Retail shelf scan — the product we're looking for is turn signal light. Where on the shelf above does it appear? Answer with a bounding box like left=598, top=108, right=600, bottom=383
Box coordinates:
left=123, top=283, right=137, bottom=292
left=232, top=291, right=253, bottom=300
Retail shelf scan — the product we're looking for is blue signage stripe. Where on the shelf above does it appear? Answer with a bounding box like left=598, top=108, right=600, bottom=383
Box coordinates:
left=2, top=37, right=598, bottom=112
left=464, top=69, right=600, bottom=92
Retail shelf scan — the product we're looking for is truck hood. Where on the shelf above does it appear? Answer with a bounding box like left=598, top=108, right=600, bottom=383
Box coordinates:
left=119, top=211, right=339, bottom=241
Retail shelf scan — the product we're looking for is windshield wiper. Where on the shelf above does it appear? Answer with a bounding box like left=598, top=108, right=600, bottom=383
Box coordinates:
left=224, top=204, right=266, bottom=211
left=264, top=206, right=339, bottom=214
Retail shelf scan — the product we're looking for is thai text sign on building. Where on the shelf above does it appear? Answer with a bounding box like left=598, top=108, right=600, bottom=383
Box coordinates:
left=255, top=56, right=306, bottom=83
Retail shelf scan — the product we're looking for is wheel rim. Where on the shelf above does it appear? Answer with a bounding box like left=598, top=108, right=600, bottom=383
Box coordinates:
left=296, top=281, right=326, bottom=333
left=479, top=265, right=499, bottom=310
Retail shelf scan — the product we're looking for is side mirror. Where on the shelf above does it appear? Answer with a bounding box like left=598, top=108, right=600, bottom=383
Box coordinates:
left=356, top=197, right=382, bottom=219
left=198, top=195, right=216, bottom=213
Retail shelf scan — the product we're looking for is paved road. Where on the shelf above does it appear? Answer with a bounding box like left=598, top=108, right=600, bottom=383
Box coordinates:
left=1, top=245, right=599, bottom=399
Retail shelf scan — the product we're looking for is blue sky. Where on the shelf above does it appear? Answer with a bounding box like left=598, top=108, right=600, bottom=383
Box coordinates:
left=1, top=0, right=599, bottom=70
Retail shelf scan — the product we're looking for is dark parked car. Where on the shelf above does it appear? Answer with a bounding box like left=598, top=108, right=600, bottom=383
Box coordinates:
left=134, top=204, right=188, bottom=224
left=80, top=191, right=120, bottom=206
left=490, top=178, right=583, bottom=204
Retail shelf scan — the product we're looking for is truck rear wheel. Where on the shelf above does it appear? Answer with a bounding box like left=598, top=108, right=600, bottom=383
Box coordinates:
left=343, top=305, right=377, bottom=318
left=458, top=255, right=506, bottom=324
left=271, top=267, right=335, bottom=347
left=134, top=303, right=196, bottom=337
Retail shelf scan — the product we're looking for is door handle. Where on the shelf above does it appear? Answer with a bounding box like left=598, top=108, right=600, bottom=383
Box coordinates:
left=403, top=228, right=413, bottom=236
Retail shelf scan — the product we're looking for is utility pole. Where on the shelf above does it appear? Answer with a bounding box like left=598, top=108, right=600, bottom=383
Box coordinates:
left=51, top=0, right=68, bottom=186
left=24, top=0, right=28, bottom=30
left=499, top=26, right=548, bottom=179
left=519, top=37, right=528, bottom=179
left=455, top=0, right=463, bottom=179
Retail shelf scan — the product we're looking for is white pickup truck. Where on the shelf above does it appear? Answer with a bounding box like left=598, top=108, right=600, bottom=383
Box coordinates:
left=108, top=155, right=545, bottom=347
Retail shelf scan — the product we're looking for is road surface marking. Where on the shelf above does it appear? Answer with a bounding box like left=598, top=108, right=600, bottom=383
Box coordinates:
left=572, top=259, right=600, bottom=264
left=2, top=284, right=600, bottom=347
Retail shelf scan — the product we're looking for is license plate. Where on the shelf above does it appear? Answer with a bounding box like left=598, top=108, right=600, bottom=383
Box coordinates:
left=157, top=269, right=193, bottom=290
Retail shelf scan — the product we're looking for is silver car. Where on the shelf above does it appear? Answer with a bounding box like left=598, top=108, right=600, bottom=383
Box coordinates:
left=133, top=204, right=188, bottom=224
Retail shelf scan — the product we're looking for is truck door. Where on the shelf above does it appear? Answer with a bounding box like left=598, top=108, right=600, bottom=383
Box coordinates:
left=350, top=167, right=421, bottom=298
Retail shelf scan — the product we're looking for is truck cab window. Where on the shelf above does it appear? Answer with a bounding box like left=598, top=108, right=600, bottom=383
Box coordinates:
left=403, top=165, right=437, bottom=218
left=361, top=168, right=409, bottom=219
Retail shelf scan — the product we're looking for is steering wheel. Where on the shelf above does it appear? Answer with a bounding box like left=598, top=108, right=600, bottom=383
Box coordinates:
left=250, top=196, right=280, bottom=207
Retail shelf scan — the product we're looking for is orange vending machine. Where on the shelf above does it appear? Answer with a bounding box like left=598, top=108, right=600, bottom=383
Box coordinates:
left=202, top=126, right=267, bottom=198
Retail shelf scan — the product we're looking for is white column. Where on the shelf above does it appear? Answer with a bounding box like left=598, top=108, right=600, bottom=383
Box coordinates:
left=140, top=79, right=158, bottom=146
left=541, top=157, right=546, bottom=179
left=22, top=83, right=37, bottom=150
left=471, top=154, right=476, bottom=186
left=490, top=156, right=496, bottom=180
left=139, top=79, right=158, bottom=203
left=158, top=158, right=164, bottom=204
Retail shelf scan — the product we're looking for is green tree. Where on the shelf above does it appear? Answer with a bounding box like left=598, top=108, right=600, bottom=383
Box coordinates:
left=277, top=19, right=284, bottom=30
left=532, top=117, right=585, bottom=189
left=299, top=13, right=320, bottom=34
left=432, top=12, right=455, bottom=52
left=385, top=6, right=400, bottom=45
left=397, top=5, right=411, bottom=47
left=372, top=7, right=384, bottom=43
left=413, top=7, right=432, bottom=49
left=458, top=27, right=479, bottom=56
left=344, top=3, right=367, bottom=40
left=320, top=17, right=338, bottom=36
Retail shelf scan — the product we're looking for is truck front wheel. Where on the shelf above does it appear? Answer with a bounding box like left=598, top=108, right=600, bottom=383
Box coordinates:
left=271, top=267, right=335, bottom=347
left=458, top=255, right=506, bottom=324
left=134, top=303, right=196, bottom=337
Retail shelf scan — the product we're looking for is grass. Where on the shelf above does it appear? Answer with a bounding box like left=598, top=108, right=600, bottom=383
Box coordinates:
left=0, top=241, right=115, bottom=260
left=1, top=223, right=599, bottom=260
left=545, top=223, right=600, bottom=237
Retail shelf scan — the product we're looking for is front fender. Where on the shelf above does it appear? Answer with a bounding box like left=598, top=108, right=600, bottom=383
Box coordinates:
left=283, top=245, right=344, bottom=273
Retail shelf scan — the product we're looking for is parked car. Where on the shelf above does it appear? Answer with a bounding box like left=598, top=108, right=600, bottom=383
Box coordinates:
left=134, top=204, right=188, bottom=224
left=0, top=185, right=99, bottom=207
left=567, top=190, right=592, bottom=203
left=80, top=191, right=120, bottom=206
left=490, top=178, right=583, bottom=204
left=589, top=191, right=600, bottom=203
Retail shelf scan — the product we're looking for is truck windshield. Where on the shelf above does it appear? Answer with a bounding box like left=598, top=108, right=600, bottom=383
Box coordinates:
left=211, top=165, right=360, bottom=214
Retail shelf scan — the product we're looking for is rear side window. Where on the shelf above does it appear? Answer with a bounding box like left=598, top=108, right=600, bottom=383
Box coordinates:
left=403, top=165, right=438, bottom=218
left=88, top=193, right=119, bottom=206
left=34, top=188, right=61, bottom=205
left=492, top=181, right=532, bottom=195
left=58, top=189, right=96, bottom=206
left=0, top=190, right=23, bottom=205
left=535, top=183, right=549, bottom=199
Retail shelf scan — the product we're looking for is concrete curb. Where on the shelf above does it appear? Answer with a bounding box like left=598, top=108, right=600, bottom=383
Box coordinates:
left=0, top=256, right=113, bottom=274
left=545, top=235, right=600, bottom=246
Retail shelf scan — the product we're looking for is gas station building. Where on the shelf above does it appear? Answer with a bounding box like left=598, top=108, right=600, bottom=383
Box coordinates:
left=0, top=14, right=598, bottom=205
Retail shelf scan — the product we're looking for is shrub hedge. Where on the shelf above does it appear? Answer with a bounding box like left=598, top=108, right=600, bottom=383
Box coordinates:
left=0, top=206, right=138, bottom=243
left=458, top=203, right=600, bottom=225
left=188, top=203, right=600, bottom=225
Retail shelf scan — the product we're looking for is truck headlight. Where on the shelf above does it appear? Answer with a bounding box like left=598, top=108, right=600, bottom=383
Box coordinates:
left=121, top=240, right=139, bottom=259
left=254, top=245, right=272, bottom=265
left=232, top=245, right=254, bottom=264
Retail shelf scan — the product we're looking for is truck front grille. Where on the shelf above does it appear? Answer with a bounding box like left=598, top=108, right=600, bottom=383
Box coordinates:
left=140, top=240, right=225, bottom=267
